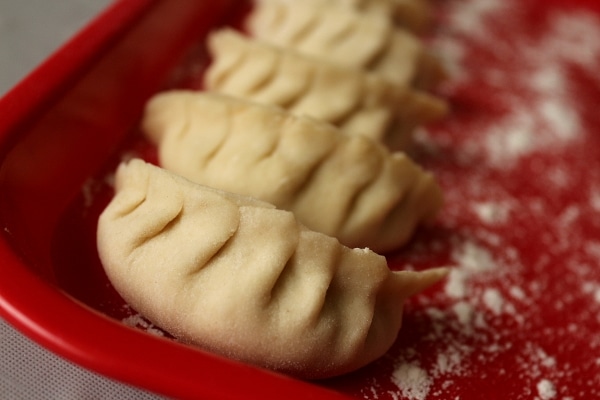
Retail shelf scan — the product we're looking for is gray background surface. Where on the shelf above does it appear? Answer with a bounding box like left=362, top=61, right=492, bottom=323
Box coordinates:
left=1, top=0, right=111, bottom=95
left=1, top=1, right=164, bottom=397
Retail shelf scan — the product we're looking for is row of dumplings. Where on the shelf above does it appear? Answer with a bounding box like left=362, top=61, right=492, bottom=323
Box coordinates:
left=210, top=0, right=448, bottom=153
left=96, top=0, right=449, bottom=379
left=144, top=0, right=449, bottom=254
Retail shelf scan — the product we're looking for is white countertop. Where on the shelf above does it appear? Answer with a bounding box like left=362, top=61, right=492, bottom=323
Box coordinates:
left=1, top=1, right=164, bottom=397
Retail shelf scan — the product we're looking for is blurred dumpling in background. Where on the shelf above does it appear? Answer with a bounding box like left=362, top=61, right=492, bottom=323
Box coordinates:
left=324, top=0, right=435, bottom=33
left=205, top=29, right=448, bottom=151
left=245, top=0, right=446, bottom=89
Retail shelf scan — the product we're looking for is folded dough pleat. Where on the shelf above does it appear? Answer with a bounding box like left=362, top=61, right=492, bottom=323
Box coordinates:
left=392, top=0, right=435, bottom=33
left=246, top=0, right=445, bottom=89
left=326, top=0, right=435, bottom=33
left=142, top=91, right=443, bottom=253
left=97, top=158, right=448, bottom=378
left=205, top=29, right=448, bottom=151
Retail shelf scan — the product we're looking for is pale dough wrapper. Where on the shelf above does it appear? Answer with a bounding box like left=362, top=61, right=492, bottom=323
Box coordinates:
left=142, top=91, right=443, bottom=253
left=326, top=0, right=435, bottom=33
left=96, top=159, right=448, bottom=378
left=246, top=0, right=445, bottom=89
left=205, top=29, right=448, bottom=151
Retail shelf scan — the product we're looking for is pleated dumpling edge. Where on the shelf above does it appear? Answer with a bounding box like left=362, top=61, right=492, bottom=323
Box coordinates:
left=96, top=159, right=448, bottom=379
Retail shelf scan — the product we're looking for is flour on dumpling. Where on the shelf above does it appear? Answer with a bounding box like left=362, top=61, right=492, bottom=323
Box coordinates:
left=142, top=91, right=443, bottom=253
left=246, top=0, right=445, bottom=89
left=321, top=0, right=435, bottom=33
left=96, top=159, right=448, bottom=378
left=205, top=29, right=448, bottom=151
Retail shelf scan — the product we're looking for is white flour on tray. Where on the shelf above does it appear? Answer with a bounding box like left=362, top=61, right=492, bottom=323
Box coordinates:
left=362, top=0, right=600, bottom=399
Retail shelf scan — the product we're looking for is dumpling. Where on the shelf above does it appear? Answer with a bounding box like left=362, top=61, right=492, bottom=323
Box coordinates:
left=325, top=0, right=435, bottom=33
left=389, top=0, right=435, bottom=33
left=96, top=158, right=448, bottom=378
left=142, top=91, right=443, bottom=253
left=245, top=0, right=445, bottom=89
left=205, top=29, right=448, bottom=151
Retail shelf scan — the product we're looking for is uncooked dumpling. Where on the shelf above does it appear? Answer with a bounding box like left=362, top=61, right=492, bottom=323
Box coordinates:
left=205, top=29, right=447, bottom=150
left=326, top=0, right=435, bottom=33
left=245, top=0, right=445, bottom=89
left=96, top=158, right=448, bottom=378
left=142, top=91, right=443, bottom=253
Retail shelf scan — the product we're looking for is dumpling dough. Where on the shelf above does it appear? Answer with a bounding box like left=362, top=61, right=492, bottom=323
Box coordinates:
left=325, top=0, right=435, bottom=33
left=142, top=91, right=443, bottom=253
left=205, top=29, right=448, bottom=151
left=96, top=159, right=448, bottom=378
left=245, top=0, right=445, bottom=89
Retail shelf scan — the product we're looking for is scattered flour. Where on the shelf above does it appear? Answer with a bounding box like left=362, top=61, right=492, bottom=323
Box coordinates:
left=451, top=301, right=475, bottom=326
left=434, top=0, right=600, bottom=168
left=433, top=345, right=466, bottom=379
left=391, top=363, right=432, bottom=400
left=444, top=269, right=469, bottom=299
left=536, top=379, right=557, bottom=400
left=121, top=311, right=165, bottom=337
left=482, top=288, right=504, bottom=315
left=381, top=0, right=600, bottom=398
left=585, top=242, right=600, bottom=260
left=509, top=285, right=526, bottom=301
left=444, top=240, right=497, bottom=299
left=582, top=282, right=600, bottom=304
left=472, top=201, right=511, bottom=224
left=445, top=0, right=506, bottom=41
left=542, top=10, right=600, bottom=70
left=590, top=188, right=600, bottom=212
left=484, top=113, right=537, bottom=166
left=451, top=240, right=496, bottom=272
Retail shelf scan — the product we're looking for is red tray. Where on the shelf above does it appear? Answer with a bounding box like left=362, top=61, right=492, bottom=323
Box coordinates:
left=1, top=0, right=600, bottom=399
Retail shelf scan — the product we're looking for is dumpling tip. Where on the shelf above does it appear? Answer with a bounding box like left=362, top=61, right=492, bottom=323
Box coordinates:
left=393, top=266, right=449, bottom=299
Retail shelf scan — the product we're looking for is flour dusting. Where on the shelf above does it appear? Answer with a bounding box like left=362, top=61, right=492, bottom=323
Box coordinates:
left=536, top=379, right=557, bottom=400
left=377, top=0, right=600, bottom=398
left=391, top=363, right=432, bottom=400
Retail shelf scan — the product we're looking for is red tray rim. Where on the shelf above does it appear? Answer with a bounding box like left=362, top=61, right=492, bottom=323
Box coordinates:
left=0, top=1, right=352, bottom=399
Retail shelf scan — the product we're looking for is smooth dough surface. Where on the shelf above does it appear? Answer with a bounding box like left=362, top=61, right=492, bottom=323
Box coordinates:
left=142, top=91, right=443, bottom=253
left=246, top=0, right=445, bottom=89
left=97, top=159, right=448, bottom=378
left=205, top=29, right=448, bottom=150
